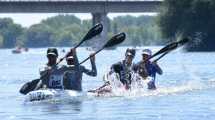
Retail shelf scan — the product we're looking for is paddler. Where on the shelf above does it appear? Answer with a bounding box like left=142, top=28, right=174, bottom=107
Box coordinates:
left=90, top=48, right=136, bottom=93
left=110, top=48, right=136, bottom=89
left=63, top=48, right=97, bottom=91
left=133, top=49, right=163, bottom=90
left=35, top=48, right=67, bottom=90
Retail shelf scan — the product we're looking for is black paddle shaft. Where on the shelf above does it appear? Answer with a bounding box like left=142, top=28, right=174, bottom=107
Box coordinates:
left=149, top=37, right=190, bottom=60
left=56, top=23, right=103, bottom=65
left=79, top=32, right=126, bottom=65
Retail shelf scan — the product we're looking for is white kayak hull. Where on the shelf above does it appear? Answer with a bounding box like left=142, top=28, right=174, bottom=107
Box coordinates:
left=25, top=89, right=85, bottom=102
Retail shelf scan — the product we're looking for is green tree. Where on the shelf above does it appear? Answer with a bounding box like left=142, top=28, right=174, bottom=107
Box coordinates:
left=26, top=24, right=55, bottom=47
left=0, top=18, right=24, bottom=48
left=0, top=14, right=163, bottom=48
left=158, top=0, right=215, bottom=51
left=0, top=34, right=3, bottom=47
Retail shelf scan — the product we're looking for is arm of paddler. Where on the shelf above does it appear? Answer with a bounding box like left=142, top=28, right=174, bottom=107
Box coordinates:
left=132, top=63, right=138, bottom=72
left=82, top=53, right=97, bottom=76
left=110, top=62, right=122, bottom=74
left=152, top=61, right=163, bottom=75
left=72, top=48, right=79, bottom=66
left=70, top=48, right=80, bottom=71
left=37, top=66, right=51, bottom=89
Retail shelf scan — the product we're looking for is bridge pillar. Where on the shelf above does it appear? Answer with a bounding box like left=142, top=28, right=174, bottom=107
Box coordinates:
left=92, top=12, right=108, bottom=46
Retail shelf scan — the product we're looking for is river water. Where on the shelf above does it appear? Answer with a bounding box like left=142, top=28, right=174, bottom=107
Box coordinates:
left=0, top=47, right=215, bottom=120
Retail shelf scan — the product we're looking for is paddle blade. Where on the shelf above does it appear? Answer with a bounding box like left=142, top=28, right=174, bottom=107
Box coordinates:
left=151, top=43, right=176, bottom=58
left=104, top=32, right=126, bottom=48
left=177, top=37, right=190, bottom=46
left=151, top=37, right=190, bottom=58
left=19, top=79, right=40, bottom=95
left=82, top=23, right=103, bottom=41
left=79, top=32, right=126, bottom=65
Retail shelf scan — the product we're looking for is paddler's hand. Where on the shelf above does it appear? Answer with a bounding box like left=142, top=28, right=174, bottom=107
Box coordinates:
left=46, top=67, right=53, bottom=74
left=44, top=66, right=52, bottom=73
left=67, top=48, right=76, bottom=57
left=72, top=48, right=76, bottom=55
left=90, top=53, right=95, bottom=62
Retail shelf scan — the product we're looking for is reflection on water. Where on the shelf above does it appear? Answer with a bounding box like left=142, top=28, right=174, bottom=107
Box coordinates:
left=23, top=99, right=83, bottom=113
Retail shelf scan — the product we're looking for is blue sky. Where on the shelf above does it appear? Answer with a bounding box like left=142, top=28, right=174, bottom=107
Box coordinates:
left=0, top=13, right=157, bottom=27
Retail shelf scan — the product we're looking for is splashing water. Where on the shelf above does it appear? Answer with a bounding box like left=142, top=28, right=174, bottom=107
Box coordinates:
left=100, top=71, right=213, bottom=98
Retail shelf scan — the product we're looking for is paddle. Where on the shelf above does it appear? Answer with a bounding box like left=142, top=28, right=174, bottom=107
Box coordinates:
left=19, top=79, right=40, bottom=95
left=149, top=37, right=190, bottom=60
left=79, top=32, right=126, bottom=65
left=56, top=23, right=103, bottom=65
left=153, top=51, right=170, bottom=62
left=88, top=81, right=110, bottom=93
left=19, top=23, right=103, bottom=95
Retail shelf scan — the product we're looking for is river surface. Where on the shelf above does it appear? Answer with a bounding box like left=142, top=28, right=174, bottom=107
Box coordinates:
left=0, top=47, right=215, bottom=120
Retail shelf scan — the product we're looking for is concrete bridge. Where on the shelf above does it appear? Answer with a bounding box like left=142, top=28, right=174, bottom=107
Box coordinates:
left=0, top=0, right=163, bottom=43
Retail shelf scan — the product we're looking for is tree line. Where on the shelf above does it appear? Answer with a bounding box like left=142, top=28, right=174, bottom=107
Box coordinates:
left=1, top=0, right=214, bottom=51
left=158, top=0, right=215, bottom=51
left=0, top=15, right=161, bottom=48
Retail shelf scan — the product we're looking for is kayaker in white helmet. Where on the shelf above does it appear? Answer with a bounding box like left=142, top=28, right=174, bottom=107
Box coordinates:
left=133, top=49, right=163, bottom=89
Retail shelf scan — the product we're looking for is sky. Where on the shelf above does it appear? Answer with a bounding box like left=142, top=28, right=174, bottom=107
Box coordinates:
left=0, top=13, right=157, bottom=27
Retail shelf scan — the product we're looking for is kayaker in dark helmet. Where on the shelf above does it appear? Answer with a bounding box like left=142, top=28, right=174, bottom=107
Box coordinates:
left=46, top=48, right=58, bottom=66
left=63, top=48, right=97, bottom=91
left=36, top=48, right=67, bottom=89
left=109, top=48, right=136, bottom=89
left=88, top=48, right=136, bottom=94
left=133, top=49, right=163, bottom=90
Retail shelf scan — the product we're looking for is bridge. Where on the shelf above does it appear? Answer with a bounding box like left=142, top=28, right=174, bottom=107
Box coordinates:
left=0, top=0, right=163, bottom=42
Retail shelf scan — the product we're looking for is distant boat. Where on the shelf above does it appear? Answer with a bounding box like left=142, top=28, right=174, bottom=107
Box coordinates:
left=86, top=47, right=96, bottom=51
left=12, top=49, right=22, bottom=54
left=24, top=48, right=29, bottom=52
left=12, top=47, right=29, bottom=54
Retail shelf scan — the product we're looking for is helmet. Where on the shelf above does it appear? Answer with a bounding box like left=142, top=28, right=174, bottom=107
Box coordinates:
left=125, top=48, right=136, bottom=58
left=47, top=48, right=58, bottom=57
left=142, top=49, right=152, bottom=56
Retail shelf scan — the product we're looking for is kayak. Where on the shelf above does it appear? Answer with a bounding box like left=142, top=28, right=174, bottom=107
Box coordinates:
left=12, top=49, right=21, bottom=54
left=24, top=73, right=153, bottom=102
left=25, top=89, right=86, bottom=102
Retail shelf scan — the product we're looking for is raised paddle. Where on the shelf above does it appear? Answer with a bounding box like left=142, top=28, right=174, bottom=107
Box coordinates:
left=153, top=51, right=170, bottom=63
left=79, top=32, right=126, bottom=65
left=88, top=81, right=110, bottom=93
left=149, top=37, right=190, bottom=60
left=19, top=23, right=103, bottom=95
left=56, top=23, right=103, bottom=65
left=152, top=37, right=189, bottom=62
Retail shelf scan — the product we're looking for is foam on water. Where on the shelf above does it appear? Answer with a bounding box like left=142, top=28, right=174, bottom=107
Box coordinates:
left=101, top=71, right=215, bottom=98
left=108, top=81, right=204, bottom=98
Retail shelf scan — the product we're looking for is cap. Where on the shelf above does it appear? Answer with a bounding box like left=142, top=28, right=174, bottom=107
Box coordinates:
left=47, top=48, right=58, bottom=57
left=125, top=48, right=136, bottom=57
left=142, top=49, right=152, bottom=56
left=66, top=56, right=74, bottom=60
left=127, top=52, right=133, bottom=56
